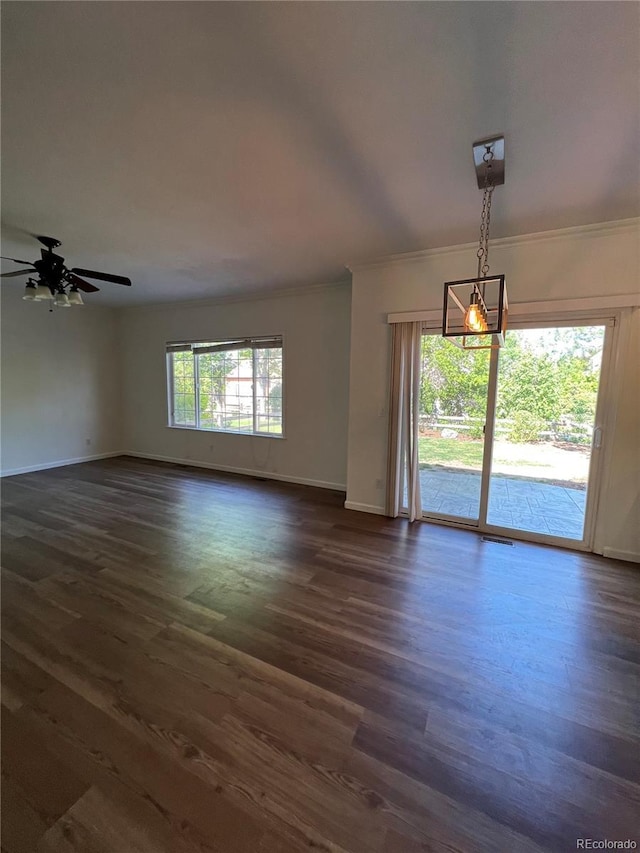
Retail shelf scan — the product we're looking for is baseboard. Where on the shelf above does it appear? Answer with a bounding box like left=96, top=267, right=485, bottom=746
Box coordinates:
left=0, top=451, right=125, bottom=478
left=344, top=500, right=386, bottom=516
left=124, top=451, right=346, bottom=492
left=601, top=547, right=640, bottom=564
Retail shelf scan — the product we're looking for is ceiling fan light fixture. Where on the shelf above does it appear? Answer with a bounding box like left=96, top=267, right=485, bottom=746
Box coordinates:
left=3, top=235, right=132, bottom=309
left=22, top=281, right=37, bottom=301
left=35, top=282, right=54, bottom=301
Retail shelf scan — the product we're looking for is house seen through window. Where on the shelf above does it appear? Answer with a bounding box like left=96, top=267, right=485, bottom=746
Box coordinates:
left=167, top=337, right=283, bottom=436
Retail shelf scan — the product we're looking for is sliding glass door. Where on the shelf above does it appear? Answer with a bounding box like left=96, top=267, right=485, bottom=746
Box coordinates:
left=417, top=320, right=612, bottom=548
left=418, top=335, right=491, bottom=524
left=485, top=324, right=607, bottom=542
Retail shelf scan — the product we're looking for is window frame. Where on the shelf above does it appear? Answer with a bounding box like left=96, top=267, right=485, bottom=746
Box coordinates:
left=166, top=335, right=285, bottom=438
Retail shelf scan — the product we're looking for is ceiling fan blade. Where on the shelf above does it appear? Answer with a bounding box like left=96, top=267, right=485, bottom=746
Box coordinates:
left=1, top=255, right=34, bottom=265
left=71, top=267, right=131, bottom=286
left=1, top=269, right=34, bottom=278
left=66, top=272, right=100, bottom=293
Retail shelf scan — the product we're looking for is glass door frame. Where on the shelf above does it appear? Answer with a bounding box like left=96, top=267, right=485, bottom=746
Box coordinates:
left=414, top=313, right=618, bottom=552
left=413, top=339, right=494, bottom=528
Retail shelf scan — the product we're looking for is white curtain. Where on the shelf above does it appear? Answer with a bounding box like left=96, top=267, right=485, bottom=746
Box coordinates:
left=386, top=321, right=422, bottom=521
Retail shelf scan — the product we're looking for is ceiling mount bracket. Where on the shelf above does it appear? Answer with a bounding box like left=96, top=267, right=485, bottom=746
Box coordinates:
left=473, top=134, right=505, bottom=189
left=36, top=235, right=62, bottom=250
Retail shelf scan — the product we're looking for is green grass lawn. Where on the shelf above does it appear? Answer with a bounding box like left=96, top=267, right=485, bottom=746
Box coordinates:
left=419, top=437, right=484, bottom=467
left=419, top=437, right=552, bottom=470
left=224, top=416, right=282, bottom=434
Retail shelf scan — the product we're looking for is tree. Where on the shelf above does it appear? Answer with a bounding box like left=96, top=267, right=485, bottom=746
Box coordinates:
left=172, top=351, right=196, bottom=424
left=254, top=347, right=283, bottom=420
left=497, top=348, right=560, bottom=422
left=419, top=326, right=604, bottom=446
left=556, top=355, right=599, bottom=421
left=197, top=351, right=238, bottom=428
left=496, top=328, right=603, bottom=441
left=420, top=336, right=489, bottom=419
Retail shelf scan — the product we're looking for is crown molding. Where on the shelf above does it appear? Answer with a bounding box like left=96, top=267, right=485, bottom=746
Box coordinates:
left=348, top=217, right=639, bottom=273
left=118, top=277, right=351, bottom=314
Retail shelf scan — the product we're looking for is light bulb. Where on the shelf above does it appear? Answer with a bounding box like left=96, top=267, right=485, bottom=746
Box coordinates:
left=55, top=291, right=71, bottom=307
left=465, top=294, right=485, bottom=332
left=68, top=288, right=84, bottom=306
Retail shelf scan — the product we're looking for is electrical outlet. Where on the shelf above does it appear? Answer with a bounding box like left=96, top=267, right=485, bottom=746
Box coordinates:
left=375, top=478, right=383, bottom=489
left=85, top=438, right=91, bottom=447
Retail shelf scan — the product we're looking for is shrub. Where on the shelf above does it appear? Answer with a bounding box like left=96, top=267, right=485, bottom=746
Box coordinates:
left=508, top=410, right=545, bottom=443
left=467, top=421, right=485, bottom=440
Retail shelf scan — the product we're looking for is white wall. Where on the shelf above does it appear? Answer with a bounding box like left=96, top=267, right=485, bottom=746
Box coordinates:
left=119, top=283, right=351, bottom=489
left=345, top=219, right=640, bottom=559
left=0, top=291, right=122, bottom=475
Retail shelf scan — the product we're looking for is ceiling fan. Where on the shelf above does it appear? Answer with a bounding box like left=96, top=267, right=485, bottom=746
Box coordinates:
left=1, top=234, right=132, bottom=307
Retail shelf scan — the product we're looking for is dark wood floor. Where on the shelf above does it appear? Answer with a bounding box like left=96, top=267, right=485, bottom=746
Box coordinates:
left=1, top=457, right=639, bottom=852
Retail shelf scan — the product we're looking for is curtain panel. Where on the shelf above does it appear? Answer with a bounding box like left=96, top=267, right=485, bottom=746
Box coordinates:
left=386, top=321, right=422, bottom=521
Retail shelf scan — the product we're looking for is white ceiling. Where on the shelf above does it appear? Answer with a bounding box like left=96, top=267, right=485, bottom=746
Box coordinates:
left=2, top=2, right=638, bottom=306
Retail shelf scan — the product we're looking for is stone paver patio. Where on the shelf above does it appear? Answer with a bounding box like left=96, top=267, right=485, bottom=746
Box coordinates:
left=420, top=467, right=587, bottom=540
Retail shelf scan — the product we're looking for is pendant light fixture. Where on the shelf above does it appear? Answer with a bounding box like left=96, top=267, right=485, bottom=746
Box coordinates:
left=443, top=135, right=508, bottom=349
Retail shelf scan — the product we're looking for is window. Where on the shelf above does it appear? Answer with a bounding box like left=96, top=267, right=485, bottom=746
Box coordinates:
left=167, top=337, right=283, bottom=436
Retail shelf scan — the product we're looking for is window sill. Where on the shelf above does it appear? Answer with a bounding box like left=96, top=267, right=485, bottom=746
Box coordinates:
left=166, top=424, right=285, bottom=439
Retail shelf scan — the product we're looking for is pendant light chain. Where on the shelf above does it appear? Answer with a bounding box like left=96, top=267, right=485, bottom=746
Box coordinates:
left=476, top=148, right=495, bottom=280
